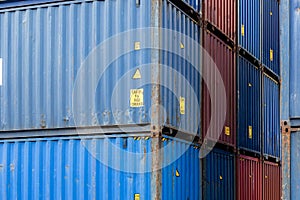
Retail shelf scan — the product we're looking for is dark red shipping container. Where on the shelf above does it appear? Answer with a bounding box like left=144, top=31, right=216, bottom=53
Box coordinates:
left=202, top=31, right=236, bottom=146
left=237, top=155, right=262, bottom=200
left=263, top=161, right=281, bottom=200
left=203, top=0, right=236, bottom=41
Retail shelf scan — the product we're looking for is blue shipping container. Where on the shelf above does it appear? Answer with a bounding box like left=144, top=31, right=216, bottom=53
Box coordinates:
left=239, top=0, right=260, bottom=59
left=262, top=0, right=280, bottom=75
left=263, top=74, right=280, bottom=159
left=0, top=0, right=201, bottom=134
left=203, top=148, right=235, bottom=200
left=238, top=56, right=261, bottom=153
left=0, top=134, right=201, bottom=199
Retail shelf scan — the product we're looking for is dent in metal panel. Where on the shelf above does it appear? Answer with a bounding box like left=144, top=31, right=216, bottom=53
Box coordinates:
left=202, top=31, right=236, bottom=146
left=237, top=155, right=262, bottom=200
left=263, top=161, right=281, bottom=200
left=238, top=0, right=260, bottom=59
left=238, top=56, right=261, bottom=153
left=204, top=0, right=236, bottom=40
left=161, top=0, right=201, bottom=135
left=203, top=148, right=235, bottom=200
left=263, top=74, right=280, bottom=159
left=0, top=0, right=152, bottom=130
left=262, top=0, right=280, bottom=75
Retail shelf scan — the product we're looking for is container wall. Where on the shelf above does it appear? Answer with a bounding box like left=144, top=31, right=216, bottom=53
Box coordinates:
left=238, top=56, right=261, bottom=153
left=0, top=0, right=153, bottom=130
left=203, top=0, right=236, bottom=40
left=263, top=161, right=281, bottom=200
left=161, top=0, right=201, bottom=135
left=237, top=155, right=262, bottom=200
left=263, top=74, right=280, bottom=159
left=203, top=148, right=235, bottom=200
left=183, top=0, right=201, bottom=12
left=238, top=0, right=260, bottom=59
left=262, top=0, right=280, bottom=75
left=202, top=31, right=236, bottom=146
left=0, top=134, right=201, bottom=200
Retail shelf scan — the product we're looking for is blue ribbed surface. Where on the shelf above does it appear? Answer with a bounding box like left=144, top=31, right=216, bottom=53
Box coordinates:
left=291, top=131, right=300, bottom=199
left=263, top=74, right=280, bottom=158
left=183, top=0, right=201, bottom=11
left=203, top=148, right=235, bottom=200
left=238, top=56, right=261, bottom=153
left=262, top=0, right=280, bottom=75
left=161, top=0, right=201, bottom=135
left=239, top=0, right=260, bottom=59
left=0, top=135, right=201, bottom=199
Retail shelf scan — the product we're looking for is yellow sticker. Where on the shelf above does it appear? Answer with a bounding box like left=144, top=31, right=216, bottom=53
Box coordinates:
left=180, top=42, right=184, bottom=49
left=134, top=42, right=141, bottom=50
left=248, top=83, right=252, bottom=87
left=270, top=12, right=273, bottom=16
left=133, top=68, right=142, bottom=79
left=130, top=89, right=144, bottom=107
left=176, top=169, right=180, bottom=177
left=241, top=24, right=245, bottom=36
left=248, top=126, right=253, bottom=139
left=180, top=96, right=185, bottom=115
left=134, top=194, right=140, bottom=200
left=220, top=175, right=223, bottom=180
left=270, top=49, right=274, bottom=61
left=225, top=126, right=230, bottom=136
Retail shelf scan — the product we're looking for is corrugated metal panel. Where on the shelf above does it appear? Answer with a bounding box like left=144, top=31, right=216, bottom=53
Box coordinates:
left=263, top=161, right=281, bottom=200
left=203, top=0, right=236, bottom=40
left=183, top=0, right=201, bottom=11
left=202, top=31, right=236, bottom=146
left=0, top=0, right=152, bottom=130
left=203, top=148, right=235, bottom=200
left=237, top=155, right=262, bottom=200
left=161, top=0, right=201, bottom=135
left=262, top=0, right=280, bottom=75
left=291, top=131, right=300, bottom=199
left=238, top=0, right=260, bottom=59
left=0, top=135, right=201, bottom=199
left=263, top=74, right=280, bottom=159
left=238, top=56, right=261, bottom=153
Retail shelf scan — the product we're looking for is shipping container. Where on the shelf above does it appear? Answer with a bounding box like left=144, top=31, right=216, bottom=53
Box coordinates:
left=203, top=148, right=235, bottom=200
left=202, top=31, right=236, bottom=146
left=0, top=134, right=201, bottom=199
left=203, top=0, right=236, bottom=41
left=263, top=74, right=280, bottom=159
left=263, top=161, right=281, bottom=200
left=262, top=0, right=280, bottom=75
left=238, top=56, right=261, bottom=153
left=237, top=155, right=262, bottom=200
left=0, top=0, right=201, bottom=135
left=238, top=0, right=260, bottom=59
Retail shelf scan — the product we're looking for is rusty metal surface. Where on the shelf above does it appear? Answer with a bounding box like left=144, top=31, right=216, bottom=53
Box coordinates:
left=202, top=31, right=236, bottom=146
left=237, top=155, right=262, bottom=200
left=263, top=161, right=281, bottom=200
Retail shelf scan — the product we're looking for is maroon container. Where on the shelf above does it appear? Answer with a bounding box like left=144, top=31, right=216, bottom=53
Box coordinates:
left=203, top=0, right=236, bottom=41
left=237, top=155, right=262, bottom=200
left=202, top=31, right=236, bottom=146
left=263, top=161, right=281, bottom=200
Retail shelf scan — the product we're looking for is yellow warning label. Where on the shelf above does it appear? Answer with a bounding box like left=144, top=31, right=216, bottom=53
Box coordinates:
left=180, top=42, right=184, bottom=49
left=176, top=169, right=180, bottom=177
left=270, top=49, right=274, bottom=61
left=241, top=24, right=245, bottom=36
left=225, top=126, right=230, bottom=136
left=180, top=96, right=185, bottom=115
left=133, top=69, right=142, bottom=79
left=248, top=126, right=253, bottom=139
left=134, top=42, right=141, bottom=50
left=130, top=89, right=144, bottom=107
left=220, top=175, right=223, bottom=180
left=134, top=194, right=140, bottom=200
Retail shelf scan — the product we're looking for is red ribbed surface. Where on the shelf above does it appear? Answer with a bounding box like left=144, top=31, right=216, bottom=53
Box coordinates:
left=263, top=161, right=281, bottom=200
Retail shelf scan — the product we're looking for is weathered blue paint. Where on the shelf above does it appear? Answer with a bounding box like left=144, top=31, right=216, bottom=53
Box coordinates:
left=0, top=134, right=201, bottom=200
left=203, top=148, right=235, bottom=200
left=238, top=0, right=260, bottom=59
left=238, top=56, right=261, bottom=154
left=262, top=0, right=280, bottom=75
left=263, top=74, right=280, bottom=159
left=291, top=132, right=300, bottom=199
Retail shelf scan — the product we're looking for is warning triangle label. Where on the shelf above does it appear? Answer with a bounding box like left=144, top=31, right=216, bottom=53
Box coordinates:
left=133, top=69, right=142, bottom=79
